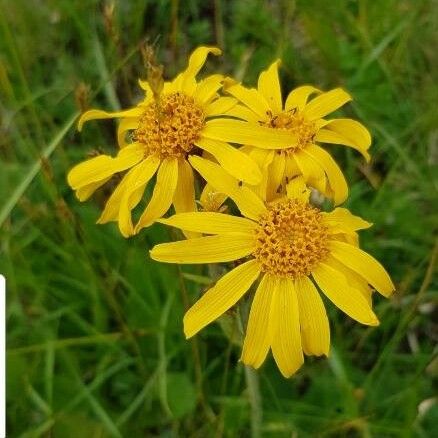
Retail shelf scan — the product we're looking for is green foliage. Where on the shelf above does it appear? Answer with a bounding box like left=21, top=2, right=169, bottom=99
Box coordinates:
left=1, top=0, right=437, bottom=436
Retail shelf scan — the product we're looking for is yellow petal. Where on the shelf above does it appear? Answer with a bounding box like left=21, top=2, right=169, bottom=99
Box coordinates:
left=331, top=231, right=360, bottom=247
left=98, top=170, right=135, bottom=224
left=324, top=256, right=373, bottom=306
left=302, top=88, right=352, bottom=121
left=271, top=278, right=304, bottom=377
left=241, top=274, right=277, bottom=368
left=294, top=149, right=325, bottom=182
left=329, top=240, right=395, bottom=297
left=312, top=262, right=379, bottom=325
left=326, top=119, right=371, bottom=152
left=75, top=177, right=111, bottom=202
left=224, top=83, right=271, bottom=119
left=184, top=260, right=261, bottom=338
left=172, top=159, right=199, bottom=239
left=266, top=153, right=285, bottom=200
left=172, top=159, right=196, bottom=213
left=196, top=137, right=262, bottom=185
left=257, top=60, right=282, bottom=114
left=203, top=119, right=297, bottom=149
left=284, top=85, right=321, bottom=111
left=309, top=175, right=328, bottom=196
left=150, top=234, right=256, bottom=264
left=286, top=176, right=311, bottom=202
left=284, top=154, right=300, bottom=178
left=187, top=46, right=222, bottom=77
left=118, top=156, right=161, bottom=237
left=98, top=166, right=142, bottom=224
left=78, top=107, right=143, bottom=131
left=169, top=72, right=184, bottom=92
left=315, top=129, right=370, bottom=160
left=159, top=212, right=257, bottom=235
left=189, top=156, right=267, bottom=220
left=163, top=81, right=175, bottom=94
left=180, top=46, right=222, bottom=92
left=245, top=147, right=274, bottom=201
left=199, top=183, right=228, bottom=212
left=138, top=78, right=152, bottom=92
left=135, top=158, right=178, bottom=232
left=223, top=103, right=260, bottom=122
left=295, top=276, right=330, bottom=356
left=246, top=146, right=275, bottom=170
left=138, top=78, right=177, bottom=97
left=304, top=144, right=348, bottom=205
left=193, top=74, right=223, bottom=105
left=205, top=97, right=238, bottom=117
left=138, top=79, right=173, bottom=102
left=315, top=118, right=371, bottom=161
left=323, top=208, right=372, bottom=234
left=67, top=143, right=145, bottom=190
left=117, top=117, right=139, bottom=148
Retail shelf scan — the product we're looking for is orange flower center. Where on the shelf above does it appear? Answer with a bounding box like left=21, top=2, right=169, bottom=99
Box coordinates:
left=134, top=92, right=205, bottom=159
left=264, top=110, right=317, bottom=153
left=253, top=199, right=329, bottom=278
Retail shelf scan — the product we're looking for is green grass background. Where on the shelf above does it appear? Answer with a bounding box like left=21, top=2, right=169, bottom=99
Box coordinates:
left=1, top=0, right=437, bottom=436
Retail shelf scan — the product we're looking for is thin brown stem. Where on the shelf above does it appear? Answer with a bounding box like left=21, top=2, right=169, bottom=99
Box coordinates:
left=170, top=0, right=179, bottom=61
left=214, top=0, right=225, bottom=49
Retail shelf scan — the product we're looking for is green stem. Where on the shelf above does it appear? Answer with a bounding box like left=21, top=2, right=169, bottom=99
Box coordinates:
left=174, top=237, right=216, bottom=424
left=244, top=365, right=262, bottom=438
left=237, top=305, right=262, bottom=438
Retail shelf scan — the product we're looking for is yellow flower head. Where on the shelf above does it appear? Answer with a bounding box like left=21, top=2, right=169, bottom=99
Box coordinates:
left=150, top=157, right=394, bottom=378
left=67, top=47, right=262, bottom=237
left=202, top=60, right=371, bottom=205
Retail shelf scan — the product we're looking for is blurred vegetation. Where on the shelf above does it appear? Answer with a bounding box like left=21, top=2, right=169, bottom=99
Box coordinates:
left=1, top=0, right=437, bottom=436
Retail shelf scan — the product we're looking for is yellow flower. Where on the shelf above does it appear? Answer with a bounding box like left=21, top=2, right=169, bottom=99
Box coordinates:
left=67, top=47, right=262, bottom=237
left=203, top=60, right=371, bottom=205
left=198, top=184, right=227, bottom=213
left=150, top=158, right=394, bottom=378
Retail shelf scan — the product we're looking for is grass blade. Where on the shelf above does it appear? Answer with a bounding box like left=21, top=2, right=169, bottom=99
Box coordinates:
left=0, top=112, right=78, bottom=227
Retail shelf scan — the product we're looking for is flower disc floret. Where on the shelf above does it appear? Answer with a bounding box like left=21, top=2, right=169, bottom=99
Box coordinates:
left=254, top=199, right=329, bottom=278
left=134, top=92, right=205, bottom=158
left=263, top=110, right=317, bottom=152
